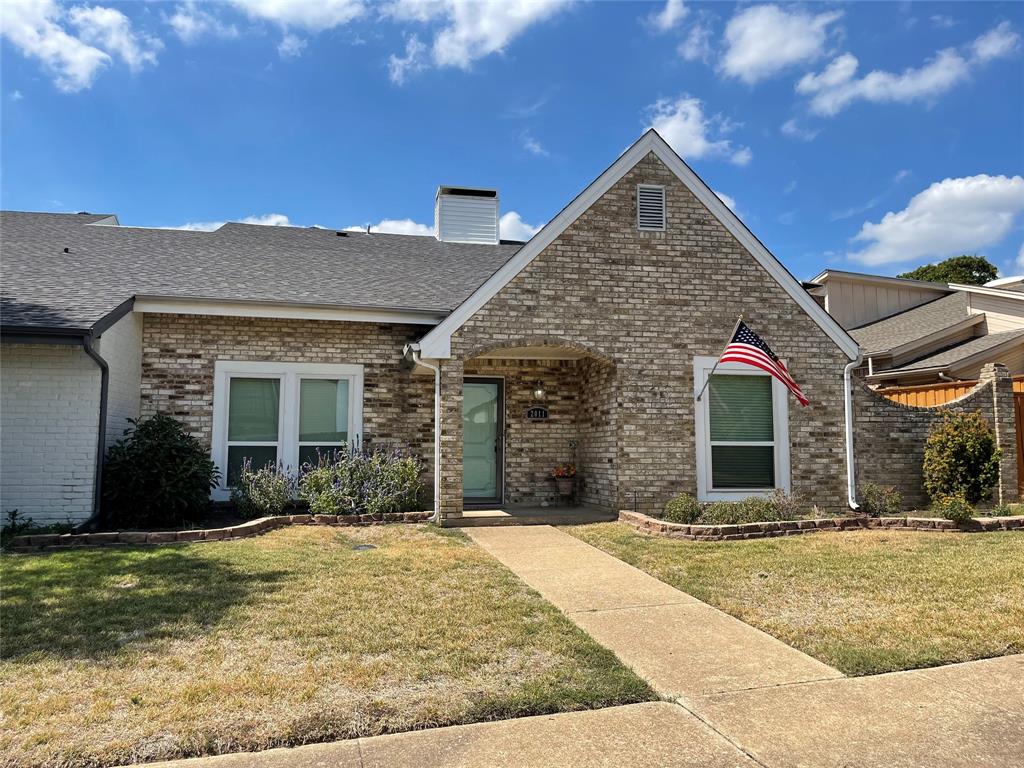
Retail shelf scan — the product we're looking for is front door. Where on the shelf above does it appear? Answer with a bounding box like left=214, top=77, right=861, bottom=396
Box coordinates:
left=463, top=378, right=503, bottom=505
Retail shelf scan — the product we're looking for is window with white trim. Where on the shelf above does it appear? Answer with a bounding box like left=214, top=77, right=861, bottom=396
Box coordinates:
left=693, top=356, right=790, bottom=501
left=211, top=361, right=363, bottom=497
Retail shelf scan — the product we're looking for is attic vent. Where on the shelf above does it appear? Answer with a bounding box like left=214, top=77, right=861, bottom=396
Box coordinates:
left=636, top=184, right=666, bottom=231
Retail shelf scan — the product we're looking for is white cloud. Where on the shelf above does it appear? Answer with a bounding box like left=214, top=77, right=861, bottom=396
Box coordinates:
left=175, top=213, right=297, bottom=231
left=69, top=5, right=162, bottom=72
left=646, top=95, right=751, bottom=166
left=780, top=118, right=819, bottom=142
left=383, top=0, right=571, bottom=75
left=277, top=32, right=307, bottom=57
left=388, top=35, right=427, bottom=84
left=931, top=15, right=956, bottom=30
left=677, top=22, right=711, bottom=62
left=521, top=132, right=549, bottom=157
left=893, top=169, right=911, bottom=183
left=1017, top=243, right=1024, bottom=269
left=0, top=0, right=111, bottom=92
left=971, top=20, right=1020, bottom=62
left=849, top=174, right=1024, bottom=266
left=10, top=90, right=24, bottom=101
left=500, top=211, right=542, bottom=241
left=344, top=218, right=434, bottom=236
left=714, top=190, right=737, bottom=212
left=647, top=0, right=688, bottom=34
left=798, top=23, right=1020, bottom=116
left=167, top=2, right=239, bottom=43
left=230, top=0, right=364, bottom=31
left=721, top=4, right=842, bottom=84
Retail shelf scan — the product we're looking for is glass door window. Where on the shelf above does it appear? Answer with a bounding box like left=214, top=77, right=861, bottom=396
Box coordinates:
left=463, top=379, right=502, bottom=502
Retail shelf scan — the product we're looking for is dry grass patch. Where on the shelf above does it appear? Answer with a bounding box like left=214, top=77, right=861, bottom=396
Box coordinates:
left=567, top=523, right=1024, bottom=676
left=1, top=525, right=653, bottom=767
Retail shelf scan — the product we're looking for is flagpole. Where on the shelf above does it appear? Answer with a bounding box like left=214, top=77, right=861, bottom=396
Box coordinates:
left=695, top=314, right=744, bottom=402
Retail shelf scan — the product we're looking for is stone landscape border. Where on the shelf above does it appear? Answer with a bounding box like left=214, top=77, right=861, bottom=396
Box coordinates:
left=8, top=511, right=433, bottom=552
left=618, top=509, right=1024, bottom=542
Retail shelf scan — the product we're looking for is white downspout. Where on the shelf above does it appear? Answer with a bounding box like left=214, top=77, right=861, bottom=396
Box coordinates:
left=407, top=344, right=441, bottom=524
left=844, top=351, right=864, bottom=511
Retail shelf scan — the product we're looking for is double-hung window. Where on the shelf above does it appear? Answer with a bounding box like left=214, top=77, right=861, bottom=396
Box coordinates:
left=693, top=355, right=790, bottom=501
left=211, top=361, right=363, bottom=499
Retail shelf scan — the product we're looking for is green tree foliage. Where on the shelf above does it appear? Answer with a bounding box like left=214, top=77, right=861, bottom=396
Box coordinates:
left=103, top=413, right=219, bottom=528
left=897, top=255, right=998, bottom=286
left=922, top=411, right=1000, bottom=504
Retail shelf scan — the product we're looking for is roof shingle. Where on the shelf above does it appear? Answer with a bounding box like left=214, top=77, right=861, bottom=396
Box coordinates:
left=0, top=211, right=521, bottom=330
left=848, top=293, right=972, bottom=354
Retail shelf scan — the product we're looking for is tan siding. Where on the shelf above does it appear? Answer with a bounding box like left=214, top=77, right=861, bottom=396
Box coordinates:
left=949, top=340, right=1024, bottom=379
left=968, top=293, right=1024, bottom=332
left=825, top=277, right=945, bottom=329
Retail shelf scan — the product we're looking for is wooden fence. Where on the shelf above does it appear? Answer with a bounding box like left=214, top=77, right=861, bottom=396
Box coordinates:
left=876, top=377, right=1024, bottom=407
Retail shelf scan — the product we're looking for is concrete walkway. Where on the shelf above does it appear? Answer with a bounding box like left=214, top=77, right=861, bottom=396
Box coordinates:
left=144, top=526, right=1023, bottom=768
left=466, top=525, right=843, bottom=701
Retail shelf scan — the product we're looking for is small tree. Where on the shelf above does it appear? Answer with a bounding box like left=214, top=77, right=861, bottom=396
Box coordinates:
left=103, top=413, right=219, bottom=528
left=897, top=255, right=998, bottom=286
left=922, top=411, right=1000, bottom=505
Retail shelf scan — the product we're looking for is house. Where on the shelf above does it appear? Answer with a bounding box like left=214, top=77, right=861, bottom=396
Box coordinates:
left=1, top=130, right=861, bottom=527
left=807, top=270, right=1024, bottom=387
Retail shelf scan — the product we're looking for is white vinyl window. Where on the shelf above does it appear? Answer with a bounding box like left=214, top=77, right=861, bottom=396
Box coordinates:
left=693, top=355, right=790, bottom=501
left=211, top=361, right=363, bottom=498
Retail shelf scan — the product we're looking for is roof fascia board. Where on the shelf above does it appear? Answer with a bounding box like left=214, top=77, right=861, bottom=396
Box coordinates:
left=811, top=269, right=953, bottom=293
left=133, top=295, right=446, bottom=325
left=91, top=297, right=136, bottom=336
left=0, top=330, right=87, bottom=345
left=419, top=130, right=859, bottom=360
left=949, top=283, right=1024, bottom=300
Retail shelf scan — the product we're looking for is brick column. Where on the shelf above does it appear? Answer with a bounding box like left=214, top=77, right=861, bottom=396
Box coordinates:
left=438, top=358, right=465, bottom=520
left=981, top=363, right=1019, bottom=505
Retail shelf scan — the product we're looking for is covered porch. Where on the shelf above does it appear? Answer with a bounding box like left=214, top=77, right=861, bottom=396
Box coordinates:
left=428, top=340, right=620, bottom=526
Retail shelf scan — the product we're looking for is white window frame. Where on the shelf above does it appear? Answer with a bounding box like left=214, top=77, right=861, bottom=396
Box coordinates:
left=693, top=355, right=790, bottom=502
left=211, top=361, right=364, bottom=500
left=636, top=184, right=666, bottom=231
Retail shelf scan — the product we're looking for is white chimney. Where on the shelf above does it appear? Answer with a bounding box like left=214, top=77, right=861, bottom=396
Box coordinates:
left=435, top=186, right=499, bottom=244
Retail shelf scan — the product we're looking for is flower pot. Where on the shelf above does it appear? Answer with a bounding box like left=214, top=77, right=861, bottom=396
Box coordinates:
left=556, top=477, right=574, bottom=496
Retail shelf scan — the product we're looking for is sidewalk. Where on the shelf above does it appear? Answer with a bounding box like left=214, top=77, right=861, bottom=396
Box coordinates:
left=466, top=525, right=842, bottom=700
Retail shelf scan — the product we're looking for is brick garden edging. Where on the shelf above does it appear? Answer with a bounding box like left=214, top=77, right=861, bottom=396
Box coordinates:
left=618, top=509, right=1024, bottom=542
left=8, top=511, right=434, bottom=552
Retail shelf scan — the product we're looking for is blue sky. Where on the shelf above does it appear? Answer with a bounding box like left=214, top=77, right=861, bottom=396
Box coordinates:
left=2, top=1, right=1023, bottom=280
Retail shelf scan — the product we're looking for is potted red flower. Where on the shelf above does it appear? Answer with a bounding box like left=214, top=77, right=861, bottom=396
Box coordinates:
left=551, top=463, right=576, bottom=497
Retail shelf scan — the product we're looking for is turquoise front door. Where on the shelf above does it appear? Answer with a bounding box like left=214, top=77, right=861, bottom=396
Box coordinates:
left=463, top=378, right=503, bottom=504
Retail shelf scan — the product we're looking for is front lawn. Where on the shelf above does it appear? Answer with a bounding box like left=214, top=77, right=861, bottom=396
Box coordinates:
left=567, top=523, right=1024, bottom=676
left=1, top=525, right=654, bottom=768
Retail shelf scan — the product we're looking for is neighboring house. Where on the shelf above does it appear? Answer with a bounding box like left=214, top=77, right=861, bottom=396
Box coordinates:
left=1, top=130, right=861, bottom=526
left=807, top=270, right=1024, bottom=387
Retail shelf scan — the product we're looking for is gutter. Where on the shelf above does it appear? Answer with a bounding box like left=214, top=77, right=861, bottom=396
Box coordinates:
left=404, top=343, right=441, bottom=524
left=844, top=351, right=864, bottom=512
left=80, top=333, right=110, bottom=531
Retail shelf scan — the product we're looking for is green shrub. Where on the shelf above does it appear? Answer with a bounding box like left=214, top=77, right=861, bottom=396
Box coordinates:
left=230, top=458, right=294, bottom=518
left=102, top=413, right=219, bottom=528
left=922, top=411, right=1000, bottom=504
left=663, top=493, right=701, bottom=524
left=687, top=490, right=803, bottom=526
left=932, top=491, right=974, bottom=524
left=298, top=448, right=424, bottom=516
left=859, top=483, right=903, bottom=518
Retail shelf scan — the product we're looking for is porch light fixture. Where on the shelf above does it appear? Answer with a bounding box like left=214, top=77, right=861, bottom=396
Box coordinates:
left=532, top=380, right=546, bottom=400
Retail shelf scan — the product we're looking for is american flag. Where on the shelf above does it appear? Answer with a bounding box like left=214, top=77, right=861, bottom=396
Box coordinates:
left=719, top=321, right=809, bottom=407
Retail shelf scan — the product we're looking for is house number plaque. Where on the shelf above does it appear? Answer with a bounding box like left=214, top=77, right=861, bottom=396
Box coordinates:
left=525, top=405, right=550, bottom=421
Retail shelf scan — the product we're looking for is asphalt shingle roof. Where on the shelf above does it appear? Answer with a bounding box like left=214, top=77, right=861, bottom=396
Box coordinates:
left=0, top=211, right=522, bottom=331
left=848, top=292, right=971, bottom=354
left=881, top=329, right=1024, bottom=374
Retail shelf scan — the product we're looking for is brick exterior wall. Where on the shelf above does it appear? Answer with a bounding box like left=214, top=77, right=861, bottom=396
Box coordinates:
left=438, top=152, right=853, bottom=518
left=854, top=363, right=1019, bottom=509
left=139, top=314, right=435, bottom=493
left=0, top=343, right=100, bottom=523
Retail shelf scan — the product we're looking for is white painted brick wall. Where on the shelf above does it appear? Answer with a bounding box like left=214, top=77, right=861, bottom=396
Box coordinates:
left=1, top=343, right=100, bottom=524
left=99, top=311, right=142, bottom=445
